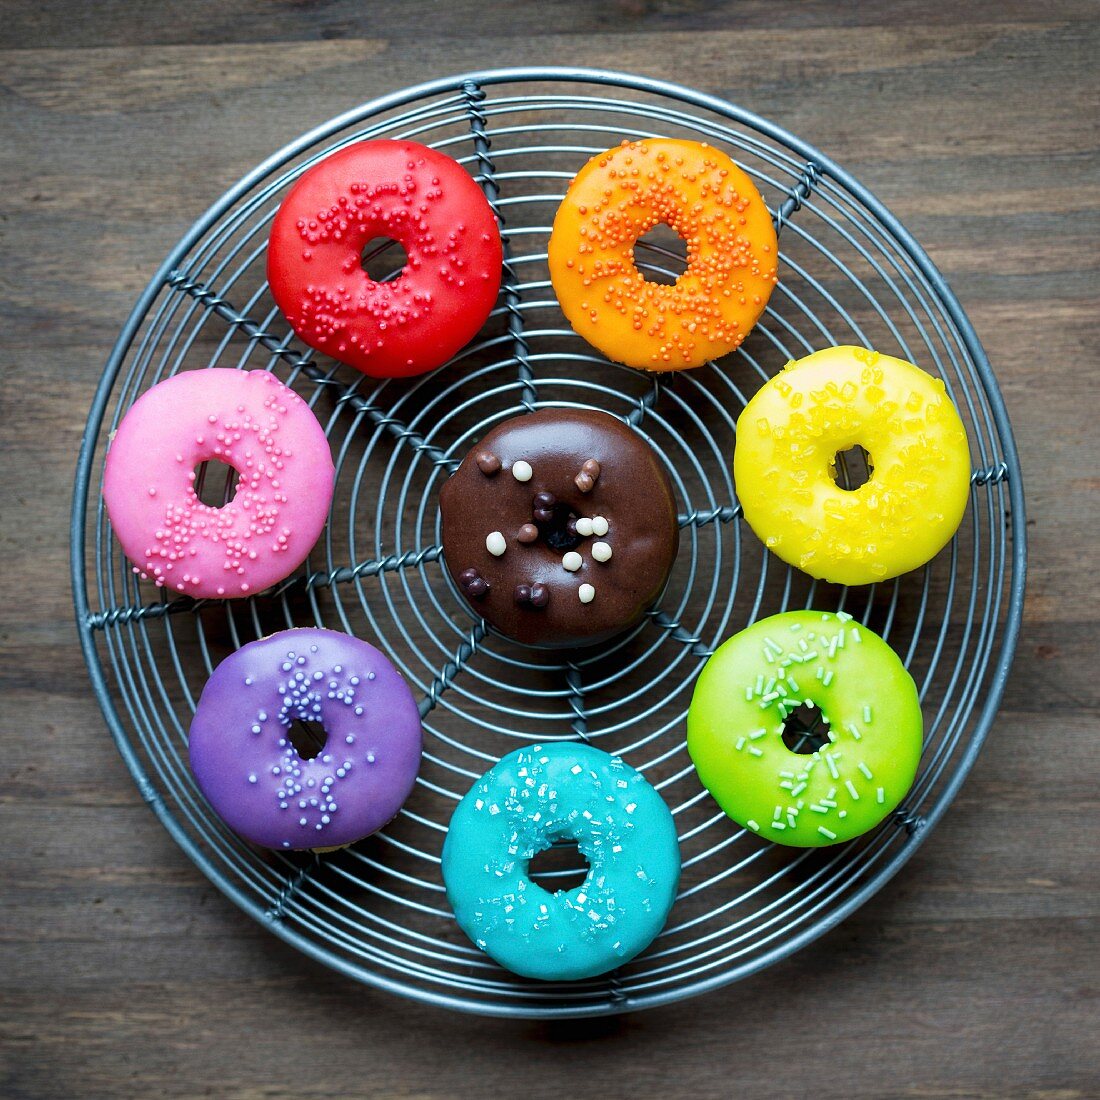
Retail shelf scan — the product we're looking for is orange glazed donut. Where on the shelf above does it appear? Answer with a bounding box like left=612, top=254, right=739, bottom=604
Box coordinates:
left=548, top=139, right=778, bottom=371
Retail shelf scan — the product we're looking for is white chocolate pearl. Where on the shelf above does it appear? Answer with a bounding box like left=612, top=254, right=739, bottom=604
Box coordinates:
left=511, top=460, right=533, bottom=482
left=486, top=531, right=507, bottom=556
left=562, top=551, right=583, bottom=572
left=578, top=583, right=595, bottom=604
left=591, top=541, right=612, bottom=563
left=575, top=517, right=594, bottom=537
left=591, top=516, right=609, bottom=536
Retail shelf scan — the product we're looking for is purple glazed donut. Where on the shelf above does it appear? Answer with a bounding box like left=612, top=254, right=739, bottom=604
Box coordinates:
left=188, top=628, right=422, bottom=850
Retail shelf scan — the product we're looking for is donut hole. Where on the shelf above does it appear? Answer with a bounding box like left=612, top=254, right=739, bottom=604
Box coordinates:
left=830, top=444, right=874, bottom=491
left=537, top=502, right=583, bottom=552
left=287, top=718, right=327, bottom=761
left=781, top=702, right=832, bottom=755
left=634, top=222, right=689, bottom=285
left=193, top=460, right=238, bottom=508
left=529, top=839, right=590, bottom=894
left=360, top=236, right=407, bottom=283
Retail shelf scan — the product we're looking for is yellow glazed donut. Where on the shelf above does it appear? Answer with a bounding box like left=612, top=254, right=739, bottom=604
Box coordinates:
left=734, top=346, right=971, bottom=585
left=548, top=138, right=778, bottom=371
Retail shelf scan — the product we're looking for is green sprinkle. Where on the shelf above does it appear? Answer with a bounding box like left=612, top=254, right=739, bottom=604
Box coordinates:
left=747, top=819, right=760, bottom=831
left=824, top=752, right=840, bottom=779
left=837, top=611, right=853, bottom=623
left=863, top=705, right=873, bottom=724
left=803, top=651, right=818, bottom=662
left=858, top=762, right=874, bottom=780
left=745, top=686, right=754, bottom=701
left=846, top=721, right=862, bottom=741
left=749, top=746, right=763, bottom=757
left=822, top=670, right=834, bottom=686
left=787, top=813, right=798, bottom=828
left=799, top=638, right=809, bottom=652
left=850, top=628, right=861, bottom=643
left=735, top=736, right=746, bottom=751
left=789, top=622, right=802, bottom=632
left=764, top=677, right=776, bottom=694
left=791, top=782, right=808, bottom=797
left=762, top=691, right=781, bottom=703
left=809, top=804, right=828, bottom=814
left=877, top=787, right=885, bottom=804
left=818, top=826, right=837, bottom=840
left=771, top=820, right=787, bottom=830
left=750, top=728, right=768, bottom=740
left=837, top=631, right=846, bottom=649
left=822, top=799, right=838, bottom=809
left=844, top=779, right=860, bottom=800
left=788, top=677, right=800, bottom=693
left=755, top=674, right=765, bottom=695
left=779, top=780, right=793, bottom=791
left=773, top=805, right=783, bottom=820
left=816, top=666, right=824, bottom=680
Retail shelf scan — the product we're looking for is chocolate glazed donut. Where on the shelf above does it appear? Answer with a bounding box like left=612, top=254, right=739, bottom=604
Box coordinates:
left=439, top=409, right=679, bottom=647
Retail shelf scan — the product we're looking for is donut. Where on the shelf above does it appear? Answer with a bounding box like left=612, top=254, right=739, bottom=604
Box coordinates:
left=102, top=369, right=335, bottom=598
left=548, top=138, right=778, bottom=371
left=438, top=408, right=680, bottom=647
left=188, top=628, right=422, bottom=850
left=734, top=346, right=972, bottom=585
left=267, top=139, right=503, bottom=378
left=688, top=610, right=922, bottom=846
left=443, top=743, right=680, bottom=980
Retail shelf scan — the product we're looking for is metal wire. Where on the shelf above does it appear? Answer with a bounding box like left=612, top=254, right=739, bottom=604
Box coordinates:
left=71, top=68, right=1026, bottom=1018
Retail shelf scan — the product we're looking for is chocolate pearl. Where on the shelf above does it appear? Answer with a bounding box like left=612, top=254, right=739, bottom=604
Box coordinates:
left=533, top=490, right=556, bottom=509
left=476, top=451, right=501, bottom=475
left=466, top=577, right=489, bottom=598
left=517, top=523, right=539, bottom=544
left=514, top=584, right=531, bottom=605
left=533, top=507, right=554, bottom=523
left=565, top=516, right=579, bottom=538
left=529, top=583, right=549, bottom=608
left=458, top=568, right=480, bottom=585
left=575, top=458, right=601, bottom=492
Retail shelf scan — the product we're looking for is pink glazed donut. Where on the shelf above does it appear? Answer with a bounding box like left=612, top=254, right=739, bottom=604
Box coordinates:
left=103, top=369, right=335, bottom=598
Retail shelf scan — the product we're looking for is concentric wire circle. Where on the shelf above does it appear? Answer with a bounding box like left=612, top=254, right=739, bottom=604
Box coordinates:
left=71, top=68, right=1026, bottom=1018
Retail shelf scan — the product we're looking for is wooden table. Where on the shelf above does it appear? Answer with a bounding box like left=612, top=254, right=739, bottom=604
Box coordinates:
left=2, top=3, right=1097, bottom=1096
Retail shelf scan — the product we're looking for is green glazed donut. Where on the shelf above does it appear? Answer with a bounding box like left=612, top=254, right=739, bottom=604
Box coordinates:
left=687, top=610, right=922, bottom=846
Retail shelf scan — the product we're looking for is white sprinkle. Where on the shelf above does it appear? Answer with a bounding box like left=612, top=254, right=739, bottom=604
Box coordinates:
left=591, top=516, right=609, bottom=536
left=248, top=774, right=257, bottom=784
left=571, top=764, right=583, bottom=775
left=575, top=517, right=594, bottom=536
left=863, top=705, right=873, bottom=724
left=486, top=530, right=506, bottom=556
left=858, top=762, right=874, bottom=780
left=578, top=583, right=595, bottom=604
left=511, top=460, right=533, bottom=482
left=748, top=746, right=763, bottom=757
left=735, top=736, right=746, bottom=751
left=747, top=819, right=760, bottom=831
left=844, top=779, right=861, bottom=800
left=562, top=550, right=583, bottom=572
left=749, top=728, right=767, bottom=740
left=818, top=826, right=837, bottom=840
left=877, top=787, right=885, bottom=804
left=822, top=670, right=834, bottom=687
left=850, top=628, right=862, bottom=643
left=591, top=541, right=612, bottom=562
left=824, top=752, right=840, bottom=779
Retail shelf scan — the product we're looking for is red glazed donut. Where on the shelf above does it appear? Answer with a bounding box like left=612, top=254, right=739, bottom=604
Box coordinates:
left=267, top=140, right=503, bottom=378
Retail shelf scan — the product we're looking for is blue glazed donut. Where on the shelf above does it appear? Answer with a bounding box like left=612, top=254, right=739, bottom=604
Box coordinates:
left=442, top=743, right=680, bottom=981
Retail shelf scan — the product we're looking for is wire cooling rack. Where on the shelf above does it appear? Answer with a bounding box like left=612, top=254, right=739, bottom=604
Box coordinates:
left=71, top=68, right=1025, bottom=1018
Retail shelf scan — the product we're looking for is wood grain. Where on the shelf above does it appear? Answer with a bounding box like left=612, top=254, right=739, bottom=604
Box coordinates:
left=1, top=2, right=1098, bottom=1097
